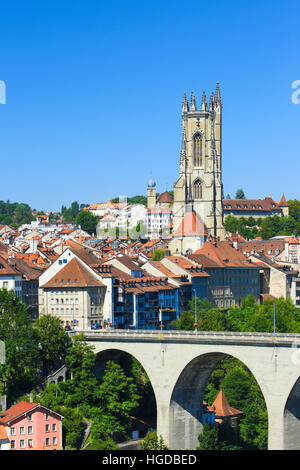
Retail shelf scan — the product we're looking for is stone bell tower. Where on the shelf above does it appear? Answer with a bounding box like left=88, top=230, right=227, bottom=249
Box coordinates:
left=170, top=83, right=225, bottom=254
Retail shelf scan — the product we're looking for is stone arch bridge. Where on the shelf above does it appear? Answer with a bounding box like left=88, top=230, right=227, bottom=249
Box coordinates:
left=69, top=329, right=300, bottom=450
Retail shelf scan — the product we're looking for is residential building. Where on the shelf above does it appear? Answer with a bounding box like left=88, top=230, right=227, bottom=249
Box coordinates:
left=249, top=253, right=300, bottom=307
left=0, top=401, right=63, bottom=450
left=39, top=256, right=106, bottom=330
left=147, top=206, right=172, bottom=238
left=6, top=256, right=43, bottom=319
left=102, top=254, right=179, bottom=329
left=0, top=254, right=22, bottom=298
left=223, top=194, right=289, bottom=219
left=188, top=240, right=262, bottom=308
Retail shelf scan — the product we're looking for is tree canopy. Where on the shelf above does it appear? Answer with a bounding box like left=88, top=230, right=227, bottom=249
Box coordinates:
left=75, top=210, right=99, bottom=235
left=0, top=200, right=34, bottom=227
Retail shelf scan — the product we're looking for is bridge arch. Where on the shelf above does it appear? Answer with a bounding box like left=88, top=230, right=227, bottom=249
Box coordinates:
left=283, top=376, right=300, bottom=450
left=80, top=330, right=300, bottom=450
left=94, top=346, right=158, bottom=429
left=169, top=350, right=269, bottom=450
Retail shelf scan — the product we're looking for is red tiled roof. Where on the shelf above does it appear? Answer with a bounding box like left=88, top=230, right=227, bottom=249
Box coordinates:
left=164, top=256, right=210, bottom=277
left=194, top=240, right=257, bottom=268
left=223, top=197, right=283, bottom=212
left=156, top=191, right=173, bottom=204
left=172, top=211, right=208, bottom=237
left=43, top=257, right=105, bottom=288
left=0, top=254, right=19, bottom=275
left=278, top=194, right=288, bottom=207
left=0, top=425, right=8, bottom=440
left=0, top=402, right=40, bottom=424
left=212, top=391, right=244, bottom=418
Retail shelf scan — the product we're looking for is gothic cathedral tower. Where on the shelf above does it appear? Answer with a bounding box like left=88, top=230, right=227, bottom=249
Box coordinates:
left=170, top=83, right=225, bottom=254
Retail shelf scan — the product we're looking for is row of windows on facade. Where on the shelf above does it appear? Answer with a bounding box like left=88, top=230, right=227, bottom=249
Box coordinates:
left=11, top=437, right=57, bottom=448
left=212, top=287, right=259, bottom=297
left=11, top=423, right=57, bottom=435
left=49, top=297, right=103, bottom=305
left=50, top=307, right=100, bottom=315
left=1, top=281, right=21, bottom=289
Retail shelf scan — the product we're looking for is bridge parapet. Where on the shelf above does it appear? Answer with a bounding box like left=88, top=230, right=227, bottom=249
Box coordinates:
left=68, top=329, right=300, bottom=346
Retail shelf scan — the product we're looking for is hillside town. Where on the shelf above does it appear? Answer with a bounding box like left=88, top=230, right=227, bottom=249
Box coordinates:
left=0, top=189, right=299, bottom=331
left=0, top=85, right=300, bottom=452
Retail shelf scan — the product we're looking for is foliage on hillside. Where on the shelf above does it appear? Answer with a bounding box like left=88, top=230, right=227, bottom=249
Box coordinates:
left=0, top=200, right=34, bottom=227
left=225, top=199, right=300, bottom=238
left=61, top=201, right=89, bottom=223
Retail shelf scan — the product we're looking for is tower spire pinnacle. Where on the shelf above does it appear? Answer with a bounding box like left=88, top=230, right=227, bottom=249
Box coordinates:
left=182, top=93, right=189, bottom=113
left=190, top=91, right=197, bottom=111
left=215, top=82, right=221, bottom=105
left=209, top=92, right=215, bottom=111
left=202, top=91, right=208, bottom=110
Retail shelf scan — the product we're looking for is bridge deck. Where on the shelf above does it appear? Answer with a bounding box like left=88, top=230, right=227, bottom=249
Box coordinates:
left=69, top=329, right=300, bottom=346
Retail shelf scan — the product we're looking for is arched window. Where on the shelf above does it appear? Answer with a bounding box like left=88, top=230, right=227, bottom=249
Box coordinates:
left=193, top=179, right=202, bottom=199
left=193, top=133, right=203, bottom=167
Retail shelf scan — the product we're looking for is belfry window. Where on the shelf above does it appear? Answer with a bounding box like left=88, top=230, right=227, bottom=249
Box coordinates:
left=193, top=179, right=202, bottom=199
left=193, top=134, right=203, bottom=166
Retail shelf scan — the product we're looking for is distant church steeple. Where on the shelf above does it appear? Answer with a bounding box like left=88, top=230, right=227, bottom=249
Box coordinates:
left=147, top=176, right=156, bottom=209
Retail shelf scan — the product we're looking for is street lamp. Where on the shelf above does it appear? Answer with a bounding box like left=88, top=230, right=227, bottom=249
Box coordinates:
left=193, top=289, right=197, bottom=332
left=159, top=306, right=163, bottom=333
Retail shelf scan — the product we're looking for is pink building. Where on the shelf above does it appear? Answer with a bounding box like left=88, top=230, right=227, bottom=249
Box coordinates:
left=0, top=401, right=63, bottom=450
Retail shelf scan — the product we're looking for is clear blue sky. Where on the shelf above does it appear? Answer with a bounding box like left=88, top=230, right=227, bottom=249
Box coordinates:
left=0, top=0, right=299, bottom=212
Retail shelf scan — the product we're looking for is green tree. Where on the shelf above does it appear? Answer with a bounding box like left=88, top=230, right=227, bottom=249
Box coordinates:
left=64, top=334, right=100, bottom=407
left=87, top=438, right=118, bottom=450
left=75, top=210, right=99, bottom=235
left=139, top=431, right=169, bottom=450
left=235, top=189, right=246, bottom=199
left=0, top=289, right=40, bottom=401
left=220, top=368, right=252, bottom=411
left=98, top=361, right=140, bottom=434
left=197, top=424, right=219, bottom=450
left=152, top=249, right=165, bottom=261
left=35, top=314, right=70, bottom=374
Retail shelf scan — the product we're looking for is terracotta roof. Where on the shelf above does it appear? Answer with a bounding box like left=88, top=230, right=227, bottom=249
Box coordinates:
left=172, top=210, right=208, bottom=237
left=43, top=257, right=105, bottom=288
left=278, top=194, right=289, bottom=207
left=194, top=240, right=258, bottom=268
left=212, top=391, right=244, bottom=418
left=0, top=254, right=19, bottom=276
left=156, top=191, right=173, bottom=204
left=7, top=257, right=43, bottom=280
left=0, top=424, right=8, bottom=440
left=187, top=253, right=222, bottom=268
left=68, top=246, right=101, bottom=266
left=0, top=401, right=63, bottom=424
left=109, top=254, right=142, bottom=272
left=223, top=197, right=282, bottom=212
left=164, top=256, right=210, bottom=277
left=260, top=293, right=276, bottom=302
left=15, top=253, right=48, bottom=267
left=237, top=240, right=285, bottom=255
left=0, top=401, right=40, bottom=424
left=284, top=237, right=299, bottom=244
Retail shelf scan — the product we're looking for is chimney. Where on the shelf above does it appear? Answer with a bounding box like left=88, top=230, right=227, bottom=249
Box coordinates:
left=0, top=395, right=7, bottom=412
